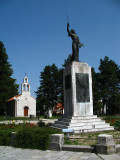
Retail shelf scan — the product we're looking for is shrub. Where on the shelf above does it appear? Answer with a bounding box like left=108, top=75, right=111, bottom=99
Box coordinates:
left=15, top=125, right=61, bottom=150
left=0, top=123, right=18, bottom=146
left=0, top=123, right=61, bottom=149
left=37, top=121, right=46, bottom=127
left=0, top=130, right=11, bottom=146
left=114, top=120, right=120, bottom=129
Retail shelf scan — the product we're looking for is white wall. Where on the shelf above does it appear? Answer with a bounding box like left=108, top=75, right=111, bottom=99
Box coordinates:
left=16, top=92, right=36, bottom=117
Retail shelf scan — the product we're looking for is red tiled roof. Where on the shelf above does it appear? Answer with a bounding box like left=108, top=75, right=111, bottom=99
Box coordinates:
left=7, top=94, right=21, bottom=102
left=56, top=103, right=64, bottom=110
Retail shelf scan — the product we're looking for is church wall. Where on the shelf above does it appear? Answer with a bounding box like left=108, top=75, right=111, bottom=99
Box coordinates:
left=16, top=93, right=36, bottom=117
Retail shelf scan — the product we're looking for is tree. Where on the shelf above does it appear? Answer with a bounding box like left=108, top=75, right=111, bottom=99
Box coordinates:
left=92, top=68, right=102, bottom=114
left=98, top=56, right=120, bottom=114
left=0, top=41, right=19, bottom=115
left=62, top=54, right=72, bottom=68
left=36, top=64, right=62, bottom=115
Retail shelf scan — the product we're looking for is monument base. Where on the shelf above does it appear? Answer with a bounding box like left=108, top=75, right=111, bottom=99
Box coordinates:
left=52, top=115, right=114, bottom=133
left=52, top=62, right=114, bottom=133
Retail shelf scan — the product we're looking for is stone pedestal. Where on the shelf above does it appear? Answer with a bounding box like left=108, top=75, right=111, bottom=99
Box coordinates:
left=52, top=62, right=114, bottom=133
left=64, top=62, right=93, bottom=116
left=48, top=134, right=64, bottom=151
left=96, top=134, right=116, bottom=154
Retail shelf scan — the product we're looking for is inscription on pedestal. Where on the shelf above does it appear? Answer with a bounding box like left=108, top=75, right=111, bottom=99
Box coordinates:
left=76, top=73, right=90, bottom=102
left=65, top=74, right=71, bottom=90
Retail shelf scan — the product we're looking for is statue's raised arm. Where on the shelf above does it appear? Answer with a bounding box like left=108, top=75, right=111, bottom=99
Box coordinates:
left=67, top=23, right=71, bottom=36
left=67, top=22, right=84, bottom=62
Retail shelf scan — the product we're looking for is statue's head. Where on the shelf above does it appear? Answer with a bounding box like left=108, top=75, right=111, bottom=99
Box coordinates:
left=70, top=29, right=76, bottom=34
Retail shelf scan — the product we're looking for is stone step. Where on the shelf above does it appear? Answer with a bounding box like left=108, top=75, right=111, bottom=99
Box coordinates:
left=55, top=120, right=105, bottom=126
left=62, top=145, right=95, bottom=152
left=52, top=124, right=114, bottom=133
left=52, top=124, right=68, bottom=129
left=74, top=127, right=114, bottom=133
left=62, top=115, right=98, bottom=119
left=68, top=124, right=111, bottom=130
left=52, top=114, right=114, bottom=133
left=58, top=118, right=103, bottom=123
left=52, top=123, right=113, bottom=131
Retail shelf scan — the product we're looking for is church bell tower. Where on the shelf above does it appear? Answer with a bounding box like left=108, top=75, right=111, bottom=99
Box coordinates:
left=21, top=75, right=30, bottom=94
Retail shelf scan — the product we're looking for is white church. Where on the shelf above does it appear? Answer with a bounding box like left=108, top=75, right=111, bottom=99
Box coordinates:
left=7, top=75, right=36, bottom=117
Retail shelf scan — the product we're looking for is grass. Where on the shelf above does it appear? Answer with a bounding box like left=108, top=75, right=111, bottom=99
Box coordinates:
left=0, top=116, right=37, bottom=121
left=65, top=130, right=120, bottom=146
left=0, top=115, right=62, bottom=121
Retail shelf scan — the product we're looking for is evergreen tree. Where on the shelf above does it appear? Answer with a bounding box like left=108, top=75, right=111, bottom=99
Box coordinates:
left=0, top=41, right=19, bottom=115
left=36, top=64, right=61, bottom=114
left=62, top=54, right=72, bottom=68
left=98, top=56, right=120, bottom=114
left=92, top=68, right=102, bottom=114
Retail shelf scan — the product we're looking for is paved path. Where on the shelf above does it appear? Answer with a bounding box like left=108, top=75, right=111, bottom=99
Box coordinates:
left=0, top=146, right=120, bottom=160
left=0, top=119, right=57, bottom=125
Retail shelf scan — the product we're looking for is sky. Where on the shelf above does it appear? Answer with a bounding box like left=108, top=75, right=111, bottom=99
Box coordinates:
left=0, top=0, right=120, bottom=97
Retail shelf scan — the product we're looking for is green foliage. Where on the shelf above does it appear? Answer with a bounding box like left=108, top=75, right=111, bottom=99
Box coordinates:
left=15, top=125, right=61, bottom=150
left=92, top=68, right=102, bottom=114
left=98, top=56, right=120, bottom=114
left=101, top=115, right=120, bottom=126
left=0, top=123, right=62, bottom=149
left=37, top=121, right=46, bottom=127
left=36, top=64, right=63, bottom=114
left=0, top=124, right=18, bottom=146
left=15, top=126, right=49, bottom=150
left=114, top=120, right=120, bottom=129
left=62, top=54, right=72, bottom=68
left=102, top=116, right=120, bottom=121
left=0, top=130, right=11, bottom=146
left=0, top=41, right=19, bottom=115
left=0, top=116, right=38, bottom=121
left=92, top=56, right=120, bottom=114
left=64, top=138, right=72, bottom=145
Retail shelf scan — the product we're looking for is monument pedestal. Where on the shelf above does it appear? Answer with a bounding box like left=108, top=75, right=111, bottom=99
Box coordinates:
left=64, top=62, right=93, bottom=116
left=52, top=62, right=114, bottom=133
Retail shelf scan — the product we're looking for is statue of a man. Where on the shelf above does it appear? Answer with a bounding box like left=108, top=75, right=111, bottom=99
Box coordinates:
left=67, top=23, right=83, bottom=62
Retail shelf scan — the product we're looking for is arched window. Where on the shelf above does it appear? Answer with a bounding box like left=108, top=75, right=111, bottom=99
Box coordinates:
left=23, top=84, right=26, bottom=91
left=27, top=84, right=29, bottom=91
left=25, top=78, right=27, bottom=83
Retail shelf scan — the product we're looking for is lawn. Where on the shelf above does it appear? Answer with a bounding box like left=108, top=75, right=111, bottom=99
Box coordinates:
left=0, top=115, right=62, bottom=121
left=65, top=130, right=120, bottom=146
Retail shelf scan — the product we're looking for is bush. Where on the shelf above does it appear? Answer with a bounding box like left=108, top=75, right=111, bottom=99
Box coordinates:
left=0, top=124, right=18, bottom=146
left=15, top=125, right=61, bottom=150
left=114, top=120, right=120, bottom=129
left=37, top=121, right=46, bottom=127
left=15, top=127, right=49, bottom=150
left=0, top=123, right=62, bottom=149
left=101, top=116, right=120, bottom=126
left=0, top=130, right=11, bottom=146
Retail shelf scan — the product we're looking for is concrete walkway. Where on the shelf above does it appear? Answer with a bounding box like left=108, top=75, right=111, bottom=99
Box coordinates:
left=0, top=146, right=120, bottom=160
left=0, top=119, right=57, bottom=125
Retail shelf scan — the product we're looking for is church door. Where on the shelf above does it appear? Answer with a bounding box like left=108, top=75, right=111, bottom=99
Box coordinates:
left=24, top=107, right=28, bottom=116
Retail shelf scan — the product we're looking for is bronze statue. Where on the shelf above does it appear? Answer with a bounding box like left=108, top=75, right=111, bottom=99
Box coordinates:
left=67, top=23, right=83, bottom=62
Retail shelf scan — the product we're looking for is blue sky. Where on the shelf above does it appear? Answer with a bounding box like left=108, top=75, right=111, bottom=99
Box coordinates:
left=0, top=0, right=120, bottom=97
